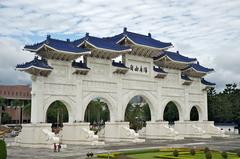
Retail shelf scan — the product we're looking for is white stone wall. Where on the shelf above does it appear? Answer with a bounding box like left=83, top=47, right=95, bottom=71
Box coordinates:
left=30, top=55, right=208, bottom=124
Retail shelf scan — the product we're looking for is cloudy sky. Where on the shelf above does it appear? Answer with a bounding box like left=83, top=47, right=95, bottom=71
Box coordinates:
left=0, top=0, right=239, bottom=91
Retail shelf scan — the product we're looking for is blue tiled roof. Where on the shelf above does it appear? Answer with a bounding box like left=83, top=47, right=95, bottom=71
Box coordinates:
left=153, top=51, right=197, bottom=63
left=106, top=28, right=172, bottom=49
left=16, top=57, right=52, bottom=70
left=72, top=61, right=90, bottom=69
left=112, top=60, right=128, bottom=68
left=201, top=78, right=216, bottom=86
left=183, top=63, right=214, bottom=73
left=24, top=35, right=89, bottom=54
left=181, top=74, right=192, bottom=81
left=73, top=33, right=131, bottom=52
left=153, top=66, right=167, bottom=73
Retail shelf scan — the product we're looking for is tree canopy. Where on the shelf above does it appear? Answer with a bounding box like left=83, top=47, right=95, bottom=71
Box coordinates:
left=163, top=102, right=179, bottom=123
left=208, top=83, right=240, bottom=133
left=46, top=101, right=69, bottom=124
left=84, top=98, right=110, bottom=125
left=125, top=96, right=151, bottom=131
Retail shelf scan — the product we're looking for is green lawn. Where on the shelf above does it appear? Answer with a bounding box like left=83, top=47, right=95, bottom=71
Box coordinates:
left=127, top=152, right=170, bottom=159
left=96, top=148, right=240, bottom=159
left=128, top=151, right=240, bottom=159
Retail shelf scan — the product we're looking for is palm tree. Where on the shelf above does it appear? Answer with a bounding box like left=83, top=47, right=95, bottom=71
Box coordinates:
left=0, top=96, right=6, bottom=124
left=23, top=102, right=31, bottom=120
left=84, top=98, right=110, bottom=125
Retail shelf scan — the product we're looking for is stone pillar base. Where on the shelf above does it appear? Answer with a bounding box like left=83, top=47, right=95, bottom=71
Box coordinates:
left=15, top=123, right=53, bottom=148
left=174, top=121, right=211, bottom=138
left=146, top=121, right=183, bottom=140
left=194, top=121, right=227, bottom=137
left=61, top=122, right=104, bottom=145
left=104, top=122, right=145, bottom=142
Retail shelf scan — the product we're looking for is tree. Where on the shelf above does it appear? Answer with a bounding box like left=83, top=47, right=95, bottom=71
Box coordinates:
left=207, top=83, right=240, bottom=134
left=163, top=102, right=179, bottom=123
left=0, top=96, right=6, bottom=124
left=46, top=101, right=69, bottom=124
left=125, top=100, right=151, bottom=131
left=1, top=112, right=11, bottom=124
left=84, top=98, right=110, bottom=125
left=22, top=102, right=31, bottom=117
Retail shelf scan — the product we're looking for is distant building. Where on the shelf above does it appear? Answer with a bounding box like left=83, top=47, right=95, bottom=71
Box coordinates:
left=0, top=85, right=31, bottom=124
left=215, top=123, right=239, bottom=135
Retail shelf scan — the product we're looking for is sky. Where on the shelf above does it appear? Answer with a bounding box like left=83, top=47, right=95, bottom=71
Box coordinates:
left=0, top=0, right=240, bottom=91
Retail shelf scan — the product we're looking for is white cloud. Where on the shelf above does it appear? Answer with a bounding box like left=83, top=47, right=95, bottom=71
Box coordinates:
left=0, top=0, right=240, bottom=90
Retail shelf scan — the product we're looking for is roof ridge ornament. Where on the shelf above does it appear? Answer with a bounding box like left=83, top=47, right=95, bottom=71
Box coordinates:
left=47, top=35, right=51, bottom=40
left=148, top=33, right=151, bottom=38
left=123, top=27, right=127, bottom=33
left=85, top=32, right=89, bottom=40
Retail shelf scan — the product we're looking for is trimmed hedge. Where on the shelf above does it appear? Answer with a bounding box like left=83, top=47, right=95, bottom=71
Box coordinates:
left=154, top=154, right=194, bottom=159
left=97, top=149, right=160, bottom=158
left=97, top=153, right=116, bottom=158
left=190, top=148, right=196, bottom=156
left=205, top=151, right=212, bottom=159
left=121, top=148, right=160, bottom=155
left=160, top=148, right=190, bottom=152
left=221, top=151, right=228, bottom=159
left=0, top=140, right=7, bottom=159
left=173, top=150, right=179, bottom=157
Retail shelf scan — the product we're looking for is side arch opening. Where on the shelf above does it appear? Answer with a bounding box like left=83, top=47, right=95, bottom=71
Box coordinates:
left=190, top=106, right=200, bottom=121
left=163, top=101, right=180, bottom=124
left=46, top=100, right=69, bottom=133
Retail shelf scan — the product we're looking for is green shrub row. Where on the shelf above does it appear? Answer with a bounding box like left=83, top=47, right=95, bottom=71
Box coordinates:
left=120, top=148, right=160, bottom=155
left=155, top=154, right=193, bottom=159
left=97, top=149, right=160, bottom=158
left=96, top=153, right=116, bottom=158
left=160, top=148, right=191, bottom=152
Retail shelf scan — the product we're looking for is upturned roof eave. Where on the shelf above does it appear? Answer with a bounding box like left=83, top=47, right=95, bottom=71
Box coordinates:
left=154, top=55, right=197, bottom=64
left=24, top=43, right=91, bottom=55
left=117, top=36, right=173, bottom=50
left=77, top=40, right=132, bottom=53
left=182, top=67, right=214, bottom=74
left=16, top=65, right=53, bottom=71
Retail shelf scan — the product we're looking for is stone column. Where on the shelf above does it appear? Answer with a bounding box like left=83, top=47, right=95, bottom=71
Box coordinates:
left=31, top=76, right=44, bottom=123
left=74, top=80, right=83, bottom=122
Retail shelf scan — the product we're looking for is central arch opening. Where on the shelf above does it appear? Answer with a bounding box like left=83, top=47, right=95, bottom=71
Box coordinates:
left=124, top=96, right=151, bottom=131
left=163, top=101, right=179, bottom=124
left=84, top=97, right=110, bottom=133
left=46, top=100, right=69, bottom=132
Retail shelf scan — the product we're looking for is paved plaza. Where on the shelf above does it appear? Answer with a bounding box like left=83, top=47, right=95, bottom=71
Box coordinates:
left=6, top=136, right=240, bottom=159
